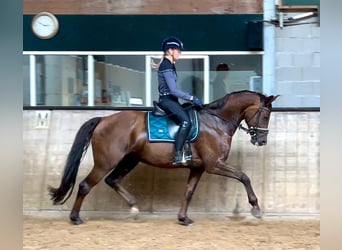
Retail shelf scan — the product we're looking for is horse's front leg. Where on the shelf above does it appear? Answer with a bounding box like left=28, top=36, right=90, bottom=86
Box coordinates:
left=178, top=168, right=204, bottom=226
left=207, top=163, right=262, bottom=219
left=240, top=171, right=262, bottom=218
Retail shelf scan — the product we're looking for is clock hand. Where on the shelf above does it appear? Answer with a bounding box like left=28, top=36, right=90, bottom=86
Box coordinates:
left=38, top=21, right=49, bottom=27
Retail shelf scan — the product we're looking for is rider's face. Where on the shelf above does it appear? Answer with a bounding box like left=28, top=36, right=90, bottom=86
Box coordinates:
left=171, top=48, right=181, bottom=61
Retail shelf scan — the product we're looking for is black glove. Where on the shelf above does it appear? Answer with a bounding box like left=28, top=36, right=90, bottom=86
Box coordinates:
left=192, top=96, right=203, bottom=109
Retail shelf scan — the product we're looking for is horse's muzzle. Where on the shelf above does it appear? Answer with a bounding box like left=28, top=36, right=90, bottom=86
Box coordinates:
left=249, top=127, right=268, bottom=146
left=251, top=139, right=267, bottom=146
left=239, top=125, right=269, bottom=146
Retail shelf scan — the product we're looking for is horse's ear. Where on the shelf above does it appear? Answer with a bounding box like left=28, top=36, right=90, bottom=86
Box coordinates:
left=265, top=95, right=280, bottom=106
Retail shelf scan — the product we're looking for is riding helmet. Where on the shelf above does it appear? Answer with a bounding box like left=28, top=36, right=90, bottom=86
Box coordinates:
left=161, top=36, right=184, bottom=52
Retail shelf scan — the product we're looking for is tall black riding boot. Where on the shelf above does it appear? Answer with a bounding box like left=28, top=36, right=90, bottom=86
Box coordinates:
left=173, top=121, right=191, bottom=165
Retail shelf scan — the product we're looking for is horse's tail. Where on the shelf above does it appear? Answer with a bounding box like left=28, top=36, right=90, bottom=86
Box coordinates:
left=48, top=117, right=102, bottom=205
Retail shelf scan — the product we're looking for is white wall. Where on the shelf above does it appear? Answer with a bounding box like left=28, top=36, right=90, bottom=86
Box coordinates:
left=274, top=15, right=320, bottom=107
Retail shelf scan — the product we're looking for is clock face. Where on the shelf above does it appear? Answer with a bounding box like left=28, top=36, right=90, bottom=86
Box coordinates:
left=32, top=12, right=59, bottom=39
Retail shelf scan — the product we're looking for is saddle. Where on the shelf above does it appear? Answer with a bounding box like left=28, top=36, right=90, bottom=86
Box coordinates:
left=146, top=101, right=199, bottom=143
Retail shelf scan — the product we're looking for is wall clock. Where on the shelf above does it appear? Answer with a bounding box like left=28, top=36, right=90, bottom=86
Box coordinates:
left=32, top=12, right=59, bottom=39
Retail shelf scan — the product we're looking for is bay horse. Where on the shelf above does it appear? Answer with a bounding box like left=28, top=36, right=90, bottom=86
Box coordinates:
left=49, top=90, right=279, bottom=225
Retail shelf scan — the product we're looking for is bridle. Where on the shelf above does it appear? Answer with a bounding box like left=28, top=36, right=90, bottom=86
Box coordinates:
left=239, top=105, right=270, bottom=142
left=202, top=102, right=270, bottom=141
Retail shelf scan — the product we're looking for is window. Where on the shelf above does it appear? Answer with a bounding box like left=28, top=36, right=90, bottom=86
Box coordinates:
left=23, top=52, right=318, bottom=108
left=209, top=55, right=262, bottom=101
left=94, top=55, right=146, bottom=107
left=23, top=53, right=263, bottom=107
left=25, top=55, right=88, bottom=106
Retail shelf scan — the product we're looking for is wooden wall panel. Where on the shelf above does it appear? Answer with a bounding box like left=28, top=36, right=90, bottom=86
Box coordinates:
left=24, top=0, right=263, bottom=15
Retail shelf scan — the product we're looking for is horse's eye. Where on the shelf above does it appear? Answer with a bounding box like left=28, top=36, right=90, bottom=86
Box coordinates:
left=263, top=116, right=269, bottom=121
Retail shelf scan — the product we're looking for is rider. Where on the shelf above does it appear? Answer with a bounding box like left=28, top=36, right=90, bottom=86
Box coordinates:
left=156, top=36, right=203, bottom=165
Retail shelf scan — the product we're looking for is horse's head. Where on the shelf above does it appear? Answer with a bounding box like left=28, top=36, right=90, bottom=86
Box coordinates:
left=204, top=91, right=279, bottom=146
left=242, top=94, right=279, bottom=146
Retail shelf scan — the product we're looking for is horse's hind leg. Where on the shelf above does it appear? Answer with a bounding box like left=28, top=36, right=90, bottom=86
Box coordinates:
left=178, top=168, right=204, bottom=226
left=105, top=153, right=140, bottom=216
left=70, top=166, right=111, bottom=225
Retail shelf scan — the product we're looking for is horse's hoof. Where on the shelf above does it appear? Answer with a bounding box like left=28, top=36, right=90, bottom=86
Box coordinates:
left=178, top=217, right=194, bottom=226
left=70, top=211, right=84, bottom=225
left=70, top=217, right=84, bottom=225
left=251, top=207, right=262, bottom=219
left=130, top=205, right=140, bottom=220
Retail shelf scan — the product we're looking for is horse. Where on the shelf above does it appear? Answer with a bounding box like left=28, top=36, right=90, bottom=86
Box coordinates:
left=48, top=90, right=279, bottom=226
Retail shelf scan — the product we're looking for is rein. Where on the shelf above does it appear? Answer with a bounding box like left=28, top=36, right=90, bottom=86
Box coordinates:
left=202, top=107, right=231, bottom=123
left=203, top=104, right=270, bottom=136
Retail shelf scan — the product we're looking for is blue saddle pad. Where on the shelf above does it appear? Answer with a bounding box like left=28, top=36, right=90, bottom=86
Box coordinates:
left=147, top=111, right=199, bottom=143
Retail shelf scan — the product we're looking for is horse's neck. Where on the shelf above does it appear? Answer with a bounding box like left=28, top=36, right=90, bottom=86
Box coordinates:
left=218, top=97, right=256, bottom=129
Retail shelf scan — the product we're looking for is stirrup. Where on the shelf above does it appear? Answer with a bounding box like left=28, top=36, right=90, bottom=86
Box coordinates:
left=172, top=155, right=186, bottom=165
left=173, top=151, right=191, bottom=165
left=184, top=153, right=192, bottom=162
left=184, top=142, right=193, bottom=162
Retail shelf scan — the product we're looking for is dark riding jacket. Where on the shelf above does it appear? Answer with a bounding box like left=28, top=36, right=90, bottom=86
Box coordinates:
left=158, top=58, right=192, bottom=101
